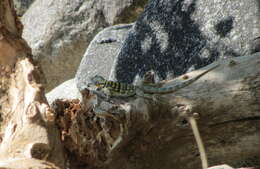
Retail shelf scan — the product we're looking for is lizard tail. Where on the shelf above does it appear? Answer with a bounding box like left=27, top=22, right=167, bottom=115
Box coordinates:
left=142, top=64, right=219, bottom=94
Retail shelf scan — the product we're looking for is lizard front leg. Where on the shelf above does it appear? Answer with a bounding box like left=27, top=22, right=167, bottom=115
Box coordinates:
left=89, top=88, right=113, bottom=114
left=96, top=87, right=112, bottom=101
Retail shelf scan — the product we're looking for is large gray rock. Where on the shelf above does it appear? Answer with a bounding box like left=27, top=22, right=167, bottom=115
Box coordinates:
left=13, top=0, right=35, bottom=16
left=22, top=0, right=147, bottom=91
left=76, top=24, right=133, bottom=90
left=46, top=79, right=81, bottom=105
left=112, top=0, right=260, bottom=83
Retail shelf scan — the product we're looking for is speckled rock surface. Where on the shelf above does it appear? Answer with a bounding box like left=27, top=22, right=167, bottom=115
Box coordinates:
left=13, top=0, right=35, bottom=16
left=22, top=0, right=147, bottom=91
left=46, top=78, right=81, bottom=105
left=75, top=24, right=133, bottom=90
left=112, top=0, right=260, bottom=83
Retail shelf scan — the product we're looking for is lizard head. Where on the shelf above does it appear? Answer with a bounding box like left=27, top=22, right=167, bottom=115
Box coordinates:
left=88, top=75, right=106, bottom=88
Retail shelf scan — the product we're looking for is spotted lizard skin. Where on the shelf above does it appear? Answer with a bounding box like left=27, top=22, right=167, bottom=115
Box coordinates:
left=87, top=64, right=219, bottom=98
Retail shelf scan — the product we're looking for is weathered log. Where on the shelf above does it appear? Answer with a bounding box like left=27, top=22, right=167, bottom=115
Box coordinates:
left=54, top=52, right=260, bottom=169
left=0, top=0, right=65, bottom=168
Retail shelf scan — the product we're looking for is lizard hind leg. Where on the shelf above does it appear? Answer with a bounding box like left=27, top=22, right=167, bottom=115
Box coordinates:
left=133, top=69, right=160, bottom=86
left=135, top=70, right=171, bottom=105
left=143, top=69, right=162, bottom=86
left=143, top=70, right=157, bottom=84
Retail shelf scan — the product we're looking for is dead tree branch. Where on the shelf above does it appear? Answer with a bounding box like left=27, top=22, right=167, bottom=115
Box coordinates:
left=0, top=0, right=65, bottom=168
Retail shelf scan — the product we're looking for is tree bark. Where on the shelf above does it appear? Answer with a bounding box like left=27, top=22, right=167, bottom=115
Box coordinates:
left=0, top=0, right=65, bottom=168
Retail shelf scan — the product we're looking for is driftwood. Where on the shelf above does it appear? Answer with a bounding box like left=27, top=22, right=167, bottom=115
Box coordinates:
left=0, top=0, right=260, bottom=169
left=53, top=53, right=260, bottom=169
left=0, top=0, right=65, bottom=168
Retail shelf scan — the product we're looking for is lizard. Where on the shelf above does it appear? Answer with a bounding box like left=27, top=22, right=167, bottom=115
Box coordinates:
left=87, top=64, right=219, bottom=99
